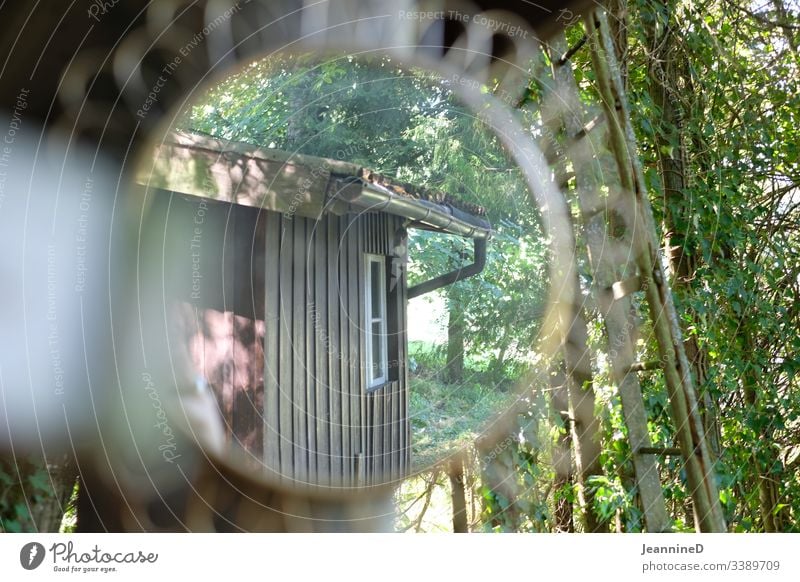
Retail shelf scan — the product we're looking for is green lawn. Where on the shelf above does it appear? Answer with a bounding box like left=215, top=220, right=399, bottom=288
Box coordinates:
left=408, top=341, right=520, bottom=471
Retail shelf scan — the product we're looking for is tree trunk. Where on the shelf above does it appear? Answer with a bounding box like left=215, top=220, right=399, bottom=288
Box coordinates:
left=551, top=371, right=575, bottom=532
left=640, top=0, right=730, bottom=526
left=446, top=297, right=465, bottom=383
left=586, top=9, right=725, bottom=531
left=535, top=72, right=609, bottom=534
left=448, top=456, right=469, bottom=533
left=476, top=435, right=521, bottom=531
left=740, top=323, right=785, bottom=532
left=604, top=0, right=630, bottom=87
left=554, top=271, right=606, bottom=532
left=546, top=29, right=671, bottom=533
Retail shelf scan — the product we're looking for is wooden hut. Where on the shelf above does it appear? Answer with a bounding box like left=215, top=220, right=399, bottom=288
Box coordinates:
left=136, top=131, right=491, bottom=487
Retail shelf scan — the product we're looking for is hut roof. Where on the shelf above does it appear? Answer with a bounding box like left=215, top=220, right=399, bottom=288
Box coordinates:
left=136, top=131, right=491, bottom=239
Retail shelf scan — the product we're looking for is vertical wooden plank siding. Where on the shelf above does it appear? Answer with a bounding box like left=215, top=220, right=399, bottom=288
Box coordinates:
left=365, top=393, right=373, bottom=484
left=377, top=384, right=386, bottom=479
left=379, top=216, right=391, bottom=255
left=358, top=216, right=367, bottom=486
left=327, top=214, right=343, bottom=484
left=313, top=218, right=330, bottom=486
left=155, top=190, right=410, bottom=487
left=263, top=211, right=281, bottom=476
left=347, top=215, right=361, bottom=486
left=400, top=215, right=410, bottom=478
left=305, top=219, right=317, bottom=485
left=371, top=392, right=379, bottom=485
left=278, top=217, right=295, bottom=479
left=383, top=385, right=391, bottom=477
left=220, top=203, right=236, bottom=444
left=398, top=220, right=411, bottom=475
left=338, top=214, right=351, bottom=485
left=252, top=211, right=267, bottom=462
left=292, top=218, right=308, bottom=484
left=175, top=195, right=237, bottom=450
left=231, top=205, right=265, bottom=465
left=390, top=380, right=399, bottom=480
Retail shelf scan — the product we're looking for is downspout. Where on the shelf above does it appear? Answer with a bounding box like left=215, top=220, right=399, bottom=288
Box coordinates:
left=408, top=237, right=487, bottom=298
left=328, top=177, right=491, bottom=298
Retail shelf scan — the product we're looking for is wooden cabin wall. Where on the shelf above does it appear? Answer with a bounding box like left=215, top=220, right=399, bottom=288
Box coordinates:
left=152, top=191, right=266, bottom=467
left=264, top=211, right=410, bottom=487
left=358, top=212, right=410, bottom=487
left=152, top=189, right=409, bottom=487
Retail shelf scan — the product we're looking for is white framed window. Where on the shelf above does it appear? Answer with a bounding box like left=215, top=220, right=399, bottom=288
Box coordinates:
left=365, top=254, right=388, bottom=388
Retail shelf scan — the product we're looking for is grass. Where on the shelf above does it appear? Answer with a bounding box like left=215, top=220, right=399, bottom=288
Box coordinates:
left=408, top=341, right=520, bottom=472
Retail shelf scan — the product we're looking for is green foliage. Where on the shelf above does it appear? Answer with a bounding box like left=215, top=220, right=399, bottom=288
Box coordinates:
left=408, top=342, right=518, bottom=470
left=611, top=0, right=800, bottom=532
left=477, top=392, right=553, bottom=533
left=0, top=457, right=55, bottom=533
left=59, top=481, right=79, bottom=533
left=586, top=475, right=641, bottom=529
left=181, top=53, right=551, bottom=376
left=178, top=2, right=800, bottom=532
left=674, top=0, right=793, bottom=531
left=533, top=0, right=800, bottom=532
left=181, top=51, right=559, bottom=531
left=182, top=55, right=454, bottom=172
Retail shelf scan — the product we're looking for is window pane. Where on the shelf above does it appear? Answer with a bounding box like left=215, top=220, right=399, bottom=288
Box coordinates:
left=371, top=321, right=384, bottom=381
left=370, top=259, right=382, bottom=319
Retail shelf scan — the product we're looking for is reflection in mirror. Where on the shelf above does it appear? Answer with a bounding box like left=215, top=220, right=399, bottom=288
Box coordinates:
left=134, top=53, right=549, bottom=489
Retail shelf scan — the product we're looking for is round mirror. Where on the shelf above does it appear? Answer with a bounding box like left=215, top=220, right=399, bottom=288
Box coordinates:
left=132, top=51, right=553, bottom=491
